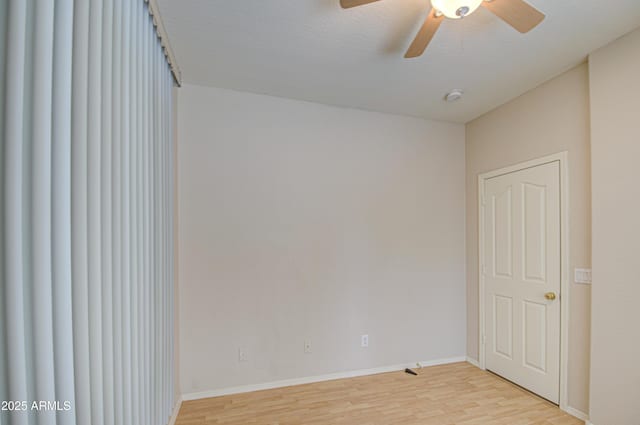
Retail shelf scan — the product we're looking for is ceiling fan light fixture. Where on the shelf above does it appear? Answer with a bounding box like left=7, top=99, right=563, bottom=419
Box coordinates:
left=430, top=0, right=483, bottom=19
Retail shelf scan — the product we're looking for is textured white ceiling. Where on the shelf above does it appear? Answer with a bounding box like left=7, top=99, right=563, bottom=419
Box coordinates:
left=157, top=0, right=640, bottom=123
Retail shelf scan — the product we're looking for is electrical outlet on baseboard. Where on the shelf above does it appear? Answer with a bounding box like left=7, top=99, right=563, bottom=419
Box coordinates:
left=238, top=348, right=247, bottom=362
left=361, top=334, right=369, bottom=348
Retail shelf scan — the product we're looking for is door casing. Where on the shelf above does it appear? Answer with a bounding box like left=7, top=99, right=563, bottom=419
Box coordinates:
left=478, top=152, right=570, bottom=412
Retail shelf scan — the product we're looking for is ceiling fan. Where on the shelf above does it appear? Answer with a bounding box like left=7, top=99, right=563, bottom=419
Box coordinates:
left=340, top=0, right=545, bottom=58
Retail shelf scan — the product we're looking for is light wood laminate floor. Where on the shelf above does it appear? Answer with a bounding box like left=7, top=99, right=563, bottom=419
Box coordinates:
left=176, top=362, right=583, bottom=425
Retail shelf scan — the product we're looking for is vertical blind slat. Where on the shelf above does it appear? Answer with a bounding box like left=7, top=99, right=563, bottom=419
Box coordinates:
left=0, top=0, right=10, bottom=421
left=71, top=0, right=92, bottom=422
left=145, top=17, right=152, bottom=424
left=52, top=0, right=77, bottom=424
left=31, top=1, right=57, bottom=423
left=152, top=41, right=160, bottom=425
left=163, top=63, right=169, bottom=420
left=167, top=66, right=172, bottom=419
left=100, top=0, right=115, bottom=424
left=168, top=68, right=173, bottom=419
left=166, top=66, right=171, bottom=420
left=0, top=2, right=7, bottom=420
left=135, top=4, right=144, bottom=424
left=87, top=0, right=105, bottom=422
left=161, top=62, right=165, bottom=420
left=169, top=78, right=175, bottom=418
left=130, top=1, right=140, bottom=423
left=143, top=14, right=151, bottom=425
left=150, top=23, right=156, bottom=425
left=111, top=0, right=124, bottom=423
left=121, top=1, right=132, bottom=423
left=3, top=2, right=29, bottom=424
left=162, top=62, right=167, bottom=420
left=23, top=1, right=36, bottom=413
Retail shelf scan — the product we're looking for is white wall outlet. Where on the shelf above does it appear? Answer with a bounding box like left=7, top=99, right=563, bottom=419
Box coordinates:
left=361, top=334, right=369, bottom=348
left=574, top=268, right=592, bottom=284
left=304, top=340, right=312, bottom=354
left=238, top=348, right=247, bottom=362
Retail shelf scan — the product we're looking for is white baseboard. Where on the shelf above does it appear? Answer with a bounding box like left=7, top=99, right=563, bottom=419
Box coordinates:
left=182, top=356, right=466, bottom=401
left=563, top=405, right=589, bottom=422
left=465, top=356, right=481, bottom=368
left=585, top=421, right=595, bottom=425
left=167, top=396, right=182, bottom=425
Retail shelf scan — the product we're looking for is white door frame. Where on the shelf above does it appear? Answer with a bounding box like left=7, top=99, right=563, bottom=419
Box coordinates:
left=478, top=152, right=570, bottom=412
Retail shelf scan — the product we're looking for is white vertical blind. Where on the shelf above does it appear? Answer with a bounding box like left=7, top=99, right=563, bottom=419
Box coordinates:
left=1, top=1, right=176, bottom=424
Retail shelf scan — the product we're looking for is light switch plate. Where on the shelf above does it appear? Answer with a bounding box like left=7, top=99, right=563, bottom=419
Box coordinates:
left=574, top=268, right=592, bottom=284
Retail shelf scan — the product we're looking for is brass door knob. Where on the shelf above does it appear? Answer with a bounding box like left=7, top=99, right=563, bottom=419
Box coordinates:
left=544, top=292, right=557, bottom=301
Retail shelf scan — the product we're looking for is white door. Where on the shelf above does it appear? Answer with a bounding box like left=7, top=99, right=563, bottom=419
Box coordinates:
left=483, top=161, right=561, bottom=403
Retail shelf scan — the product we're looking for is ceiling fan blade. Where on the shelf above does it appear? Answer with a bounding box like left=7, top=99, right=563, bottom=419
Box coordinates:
left=340, top=0, right=382, bottom=9
left=404, top=9, right=444, bottom=59
left=481, top=0, right=545, bottom=33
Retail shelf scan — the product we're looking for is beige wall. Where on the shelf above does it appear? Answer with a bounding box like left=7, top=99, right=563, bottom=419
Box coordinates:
left=465, top=64, right=592, bottom=414
left=177, top=84, right=467, bottom=395
left=588, top=27, right=640, bottom=425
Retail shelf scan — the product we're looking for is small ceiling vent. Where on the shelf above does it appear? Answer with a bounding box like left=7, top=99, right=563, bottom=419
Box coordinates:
left=445, top=89, right=464, bottom=102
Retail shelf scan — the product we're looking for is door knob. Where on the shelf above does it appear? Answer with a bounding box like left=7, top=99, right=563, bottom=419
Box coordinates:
left=544, top=292, right=557, bottom=301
